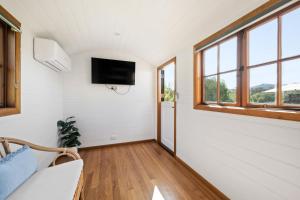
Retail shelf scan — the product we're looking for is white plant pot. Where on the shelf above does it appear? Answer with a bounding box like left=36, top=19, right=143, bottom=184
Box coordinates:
left=69, top=147, right=78, bottom=153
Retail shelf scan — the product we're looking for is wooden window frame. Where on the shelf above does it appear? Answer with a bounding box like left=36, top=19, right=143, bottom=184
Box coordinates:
left=194, top=1, right=300, bottom=121
left=201, top=34, right=240, bottom=106
left=245, top=4, right=300, bottom=108
left=0, top=6, right=21, bottom=117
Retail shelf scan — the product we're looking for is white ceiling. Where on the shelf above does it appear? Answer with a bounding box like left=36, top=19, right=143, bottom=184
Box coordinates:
left=1, top=0, right=267, bottom=65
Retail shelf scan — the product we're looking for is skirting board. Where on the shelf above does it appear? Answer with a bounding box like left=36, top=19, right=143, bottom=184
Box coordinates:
left=78, top=139, right=156, bottom=151
left=175, top=156, right=230, bottom=200
left=159, top=141, right=175, bottom=156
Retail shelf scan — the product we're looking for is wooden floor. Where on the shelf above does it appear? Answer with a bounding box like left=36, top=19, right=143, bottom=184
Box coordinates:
left=79, top=141, right=224, bottom=200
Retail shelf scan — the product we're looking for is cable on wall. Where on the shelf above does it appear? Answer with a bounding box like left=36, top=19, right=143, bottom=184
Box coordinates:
left=105, top=85, right=131, bottom=95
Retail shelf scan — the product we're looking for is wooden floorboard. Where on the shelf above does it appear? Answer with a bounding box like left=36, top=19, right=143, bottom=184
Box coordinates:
left=79, top=141, right=225, bottom=200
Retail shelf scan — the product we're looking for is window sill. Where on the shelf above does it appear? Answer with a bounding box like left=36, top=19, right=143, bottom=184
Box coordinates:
left=194, top=104, right=300, bottom=121
left=0, top=108, right=20, bottom=117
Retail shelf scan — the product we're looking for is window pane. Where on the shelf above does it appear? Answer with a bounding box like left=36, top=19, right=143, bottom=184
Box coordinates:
left=220, top=37, right=237, bottom=72
left=0, top=22, right=4, bottom=107
left=282, top=59, right=300, bottom=105
left=163, top=63, right=175, bottom=102
left=204, top=46, right=217, bottom=76
left=7, top=30, right=16, bottom=107
left=282, top=7, right=300, bottom=58
left=248, top=19, right=277, bottom=66
left=249, top=64, right=277, bottom=104
left=220, top=72, right=237, bottom=103
left=204, top=76, right=217, bottom=102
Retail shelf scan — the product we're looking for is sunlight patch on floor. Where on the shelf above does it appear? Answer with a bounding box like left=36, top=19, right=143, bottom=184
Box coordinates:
left=152, top=186, right=165, bottom=200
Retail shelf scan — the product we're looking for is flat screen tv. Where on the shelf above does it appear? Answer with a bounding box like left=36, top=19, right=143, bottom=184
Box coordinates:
left=91, top=57, right=135, bottom=85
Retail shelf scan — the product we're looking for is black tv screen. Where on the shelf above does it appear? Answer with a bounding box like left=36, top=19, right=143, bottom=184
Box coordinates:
left=91, top=57, right=135, bottom=85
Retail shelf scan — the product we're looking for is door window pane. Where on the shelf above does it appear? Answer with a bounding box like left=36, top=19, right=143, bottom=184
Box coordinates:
left=282, top=59, right=300, bottom=105
left=204, top=46, right=217, bottom=75
left=204, top=76, right=217, bottom=102
left=248, top=19, right=278, bottom=66
left=282, top=7, right=300, bottom=58
left=220, top=37, right=237, bottom=72
left=220, top=72, right=237, bottom=103
left=163, top=63, right=175, bottom=102
left=249, top=64, right=277, bottom=104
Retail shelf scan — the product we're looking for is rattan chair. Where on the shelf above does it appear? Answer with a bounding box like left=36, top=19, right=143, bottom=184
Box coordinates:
left=0, top=137, right=85, bottom=200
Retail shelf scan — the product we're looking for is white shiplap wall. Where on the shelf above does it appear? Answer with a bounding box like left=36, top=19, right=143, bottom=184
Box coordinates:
left=176, top=46, right=300, bottom=200
left=62, top=49, right=156, bottom=147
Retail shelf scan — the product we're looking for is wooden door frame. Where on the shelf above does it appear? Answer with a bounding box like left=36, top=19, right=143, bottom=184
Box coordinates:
left=157, top=57, right=176, bottom=156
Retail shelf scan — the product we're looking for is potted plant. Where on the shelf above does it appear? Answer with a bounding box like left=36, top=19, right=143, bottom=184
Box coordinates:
left=57, top=116, right=81, bottom=152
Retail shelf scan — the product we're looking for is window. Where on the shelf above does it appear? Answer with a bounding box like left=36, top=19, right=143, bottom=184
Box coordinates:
left=194, top=1, right=300, bottom=121
left=0, top=6, right=21, bottom=116
left=203, top=36, right=238, bottom=104
left=246, top=12, right=300, bottom=107
left=162, top=62, right=175, bottom=102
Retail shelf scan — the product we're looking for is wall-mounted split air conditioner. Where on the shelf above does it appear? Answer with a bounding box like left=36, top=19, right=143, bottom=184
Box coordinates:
left=33, top=38, right=71, bottom=72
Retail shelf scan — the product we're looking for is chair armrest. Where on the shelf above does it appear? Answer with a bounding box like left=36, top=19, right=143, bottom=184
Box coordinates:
left=0, top=137, right=81, bottom=165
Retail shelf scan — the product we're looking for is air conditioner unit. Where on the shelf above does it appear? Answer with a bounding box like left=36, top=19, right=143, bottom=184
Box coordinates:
left=33, top=38, right=71, bottom=72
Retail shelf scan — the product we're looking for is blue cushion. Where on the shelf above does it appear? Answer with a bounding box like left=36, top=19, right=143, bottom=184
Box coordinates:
left=0, top=145, right=37, bottom=200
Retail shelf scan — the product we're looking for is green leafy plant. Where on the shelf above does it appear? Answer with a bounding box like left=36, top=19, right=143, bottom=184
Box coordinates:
left=57, top=116, right=81, bottom=147
left=204, top=77, right=236, bottom=102
left=164, top=87, right=175, bottom=102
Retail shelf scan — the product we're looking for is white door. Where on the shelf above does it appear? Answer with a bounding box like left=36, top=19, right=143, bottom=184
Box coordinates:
left=160, top=62, right=175, bottom=152
left=161, top=101, right=174, bottom=151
